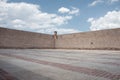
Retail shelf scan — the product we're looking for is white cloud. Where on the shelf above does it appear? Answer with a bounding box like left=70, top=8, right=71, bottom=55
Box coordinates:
left=58, top=7, right=70, bottom=14
left=89, top=0, right=119, bottom=6
left=89, top=0, right=103, bottom=6
left=110, top=0, right=119, bottom=3
left=0, top=0, right=7, bottom=2
left=88, top=10, right=120, bottom=31
left=69, top=7, right=80, bottom=16
left=36, top=28, right=79, bottom=34
left=58, top=7, right=80, bottom=15
left=0, top=1, right=79, bottom=34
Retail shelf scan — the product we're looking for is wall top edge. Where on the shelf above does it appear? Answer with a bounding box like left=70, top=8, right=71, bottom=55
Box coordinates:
left=0, top=27, right=120, bottom=36
left=0, top=27, right=53, bottom=36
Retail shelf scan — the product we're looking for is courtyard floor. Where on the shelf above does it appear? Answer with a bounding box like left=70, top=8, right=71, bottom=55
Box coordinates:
left=0, top=49, right=120, bottom=80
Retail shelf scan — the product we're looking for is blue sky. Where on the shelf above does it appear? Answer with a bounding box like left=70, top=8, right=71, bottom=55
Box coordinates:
left=0, top=0, right=120, bottom=34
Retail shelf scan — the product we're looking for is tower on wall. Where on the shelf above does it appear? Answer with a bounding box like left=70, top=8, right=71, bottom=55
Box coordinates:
left=54, top=31, right=58, bottom=39
left=53, top=31, right=58, bottom=49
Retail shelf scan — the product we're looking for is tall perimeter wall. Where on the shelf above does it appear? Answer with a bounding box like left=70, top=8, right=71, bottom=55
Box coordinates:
left=0, top=27, right=54, bottom=49
left=55, top=28, right=120, bottom=50
left=0, top=27, right=120, bottom=50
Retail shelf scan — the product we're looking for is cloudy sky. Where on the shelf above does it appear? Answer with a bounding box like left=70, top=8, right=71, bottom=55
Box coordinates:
left=0, top=0, right=120, bottom=34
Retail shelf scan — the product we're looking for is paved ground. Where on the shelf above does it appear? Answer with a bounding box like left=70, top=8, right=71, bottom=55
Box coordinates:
left=0, top=49, right=120, bottom=80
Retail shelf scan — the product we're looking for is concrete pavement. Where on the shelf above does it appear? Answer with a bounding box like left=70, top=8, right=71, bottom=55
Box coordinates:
left=0, top=49, right=120, bottom=80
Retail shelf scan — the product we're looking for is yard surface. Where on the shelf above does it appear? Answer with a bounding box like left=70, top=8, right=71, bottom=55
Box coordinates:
left=0, top=49, right=120, bottom=80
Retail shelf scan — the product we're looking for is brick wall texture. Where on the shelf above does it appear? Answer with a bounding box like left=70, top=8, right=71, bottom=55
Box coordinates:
left=0, top=27, right=54, bottom=49
left=0, top=27, right=120, bottom=50
left=56, top=28, right=120, bottom=50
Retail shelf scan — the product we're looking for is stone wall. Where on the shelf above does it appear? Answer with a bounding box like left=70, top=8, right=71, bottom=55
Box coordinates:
left=0, top=27, right=120, bottom=50
left=55, top=28, right=120, bottom=50
left=0, top=27, right=54, bottom=49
